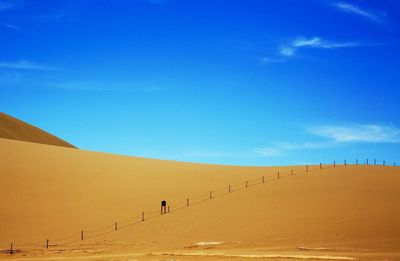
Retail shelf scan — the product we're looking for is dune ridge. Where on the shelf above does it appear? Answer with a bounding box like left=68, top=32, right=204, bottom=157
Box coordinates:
left=0, top=112, right=76, bottom=148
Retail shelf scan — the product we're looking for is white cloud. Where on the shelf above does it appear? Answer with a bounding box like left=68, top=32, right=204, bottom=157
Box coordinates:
left=333, top=2, right=384, bottom=23
left=261, top=57, right=286, bottom=64
left=310, top=124, right=400, bottom=143
left=293, top=37, right=321, bottom=47
left=4, top=23, right=20, bottom=30
left=165, top=143, right=327, bottom=160
left=279, top=36, right=360, bottom=57
left=293, top=36, right=359, bottom=49
left=279, top=46, right=296, bottom=57
left=0, top=60, right=56, bottom=71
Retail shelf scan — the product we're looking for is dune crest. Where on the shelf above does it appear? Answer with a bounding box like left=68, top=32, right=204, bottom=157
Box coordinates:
left=0, top=112, right=76, bottom=148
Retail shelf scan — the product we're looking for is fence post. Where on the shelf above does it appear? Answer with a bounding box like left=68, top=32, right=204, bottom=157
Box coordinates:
left=210, top=191, right=213, bottom=199
left=262, top=176, right=265, bottom=183
left=228, top=185, right=231, bottom=193
left=320, top=163, right=322, bottom=169
left=46, top=239, right=49, bottom=249
left=277, top=171, right=280, bottom=179
left=291, top=169, right=294, bottom=175
left=141, top=212, right=145, bottom=221
left=306, top=165, right=309, bottom=172
left=383, top=160, right=385, bottom=166
left=334, top=160, right=336, bottom=167
left=115, top=222, right=118, bottom=231
left=345, top=160, right=347, bottom=167
left=187, top=198, right=189, bottom=207
left=356, top=159, right=358, bottom=165
left=81, top=230, right=84, bottom=241
left=10, top=243, right=13, bottom=254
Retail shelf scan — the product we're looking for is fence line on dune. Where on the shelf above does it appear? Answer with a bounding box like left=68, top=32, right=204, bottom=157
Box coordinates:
left=1, top=158, right=398, bottom=254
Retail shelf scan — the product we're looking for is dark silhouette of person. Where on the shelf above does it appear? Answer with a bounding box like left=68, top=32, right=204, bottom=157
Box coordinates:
left=161, top=200, right=167, bottom=214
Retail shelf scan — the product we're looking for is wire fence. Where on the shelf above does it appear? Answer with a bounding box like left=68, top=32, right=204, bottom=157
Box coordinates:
left=1, top=158, right=398, bottom=254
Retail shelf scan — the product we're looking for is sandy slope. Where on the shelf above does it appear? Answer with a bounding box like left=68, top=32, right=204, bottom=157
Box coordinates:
left=0, top=113, right=76, bottom=148
left=1, top=138, right=400, bottom=260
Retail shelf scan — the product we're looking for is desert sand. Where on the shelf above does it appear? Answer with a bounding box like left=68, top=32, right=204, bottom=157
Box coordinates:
left=1, top=136, right=400, bottom=260
left=0, top=113, right=76, bottom=148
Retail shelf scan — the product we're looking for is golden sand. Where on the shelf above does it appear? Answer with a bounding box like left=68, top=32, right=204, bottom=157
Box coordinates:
left=1, top=138, right=399, bottom=260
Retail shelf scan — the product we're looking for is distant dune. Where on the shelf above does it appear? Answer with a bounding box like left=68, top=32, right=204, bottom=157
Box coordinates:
left=0, top=112, right=76, bottom=148
left=0, top=138, right=399, bottom=260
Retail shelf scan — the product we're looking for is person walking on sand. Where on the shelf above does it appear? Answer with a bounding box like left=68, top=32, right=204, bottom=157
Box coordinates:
left=161, top=200, right=167, bottom=214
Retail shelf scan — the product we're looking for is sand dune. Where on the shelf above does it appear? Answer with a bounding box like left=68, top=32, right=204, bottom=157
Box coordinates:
left=1, top=137, right=400, bottom=260
left=0, top=112, right=76, bottom=148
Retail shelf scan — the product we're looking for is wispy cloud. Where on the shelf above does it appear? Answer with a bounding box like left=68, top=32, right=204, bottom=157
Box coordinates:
left=260, top=57, right=286, bottom=64
left=332, top=2, right=384, bottom=23
left=293, top=36, right=359, bottom=49
left=150, top=123, right=400, bottom=163
left=163, top=144, right=324, bottom=160
left=310, top=124, right=400, bottom=143
left=255, top=142, right=329, bottom=157
left=255, top=123, right=400, bottom=157
left=4, top=23, right=20, bottom=30
left=0, top=60, right=56, bottom=71
left=278, top=46, right=296, bottom=57
left=280, top=36, right=360, bottom=57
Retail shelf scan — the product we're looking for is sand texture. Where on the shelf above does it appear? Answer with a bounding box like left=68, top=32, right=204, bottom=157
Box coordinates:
left=1, top=138, right=400, bottom=260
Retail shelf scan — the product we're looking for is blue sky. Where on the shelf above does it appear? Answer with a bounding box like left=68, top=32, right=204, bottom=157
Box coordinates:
left=1, top=0, right=400, bottom=166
